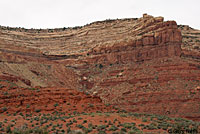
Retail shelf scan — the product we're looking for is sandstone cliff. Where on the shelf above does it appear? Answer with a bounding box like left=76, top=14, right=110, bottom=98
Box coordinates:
left=179, top=25, right=200, bottom=61
left=0, top=14, right=200, bottom=121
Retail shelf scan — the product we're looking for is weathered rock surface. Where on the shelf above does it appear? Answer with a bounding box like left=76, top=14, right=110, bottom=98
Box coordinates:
left=179, top=25, right=200, bottom=61
left=0, top=14, right=200, bottom=121
left=0, top=86, right=113, bottom=114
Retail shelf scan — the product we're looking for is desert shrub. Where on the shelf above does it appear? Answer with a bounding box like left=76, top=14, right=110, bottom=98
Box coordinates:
left=82, top=120, right=87, bottom=124
left=132, top=113, right=141, bottom=118
left=1, top=107, right=7, bottom=113
left=109, top=125, right=118, bottom=131
left=34, top=116, right=39, bottom=121
left=82, top=127, right=93, bottom=133
left=6, top=125, right=12, bottom=133
left=88, top=103, right=94, bottom=108
left=120, top=113, right=127, bottom=117
left=108, top=120, right=113, bottom=125
left=62, top=27, right=67, bottom=31
left=97, top=125, right=107, bottom=130
left=128, top=129, right=142, bottom=134
left=142, top=117, right=147, bottom=122
left=10, top=127, right=48, bottom=134
left=97, top=130, right=106, bottom=134
left=0, top=128, right=4, bottom=132
left=138, top=124, right=145, bottom=127
left=157, top=122, right=171, bottom=130
left=122, top=123, right=135, bottom=129
left=35, top=109, right=41, bottom=113
left=54, top=103, right=59, bottom=107
left=72, top=26, right=82, bottom=30
left=67, top=127, right=71, bottom=133
left=88, top=123, right=93, bottom=128
left=66, top=121, right=73, bottom=127
left=72, top=118, right=77, bottom=123
left=0, top=84, right=4, bottom=89
left=3, top=92, right=8, bottom=96
left=28, top=88, right=37, bottom=91
left=145, top=123, right=158, bottom=130
left=121, top=127, right=127, bottom=132
left=154, top=75, right=158, bottom=80
left=113, top=118, right=118, bottom=123
left=105, top=103, right=110, bottom=107
left=76, top=124, right=84, bottom=129
left=78, top=117, right=83, bottom=120
left=99, top=64, right=103, bottom=69
left=26, top=104, right=30, bottom=108
left=61, top=129, right=65, bottom=133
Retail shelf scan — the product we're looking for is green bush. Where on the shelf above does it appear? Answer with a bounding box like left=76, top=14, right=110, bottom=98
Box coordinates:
left=1, top=107, right=7, bottom=113
left=26, top=104, right=30, bottom=108
left=121, top=127, right=127, bottom=132
left=9, top=127, right=48, bottom=134
left=35, top=109, right=41, bottom=113
left=98, top=130, right=106, bottom=134
left=142, top=117, right=147, bottom=122
left=82, top=120, right=87, bottom=124
left=99, top=64, right=103, bottom=69
left=84, top=127, right=93, bottom=133
left=97, top=125, right=107, bottom=130
left=109, top=125, right=118, bottom=131
left=6, top=125, right=12, bottom=133
left=76, top=124, right=84, bottom=129
left=72, top=118, right=77, bottom=123
left=54, top=103, right=59, bottom=107
left=122, top=123, right=135, bottom=129
left=145, top=123, right=158, bottom=130
left=128, top=129, right=142, bottom=134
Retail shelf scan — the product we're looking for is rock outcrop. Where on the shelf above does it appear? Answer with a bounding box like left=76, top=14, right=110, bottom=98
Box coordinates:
left=0, top=14, right=200, bottom=121
left=0, top=87, right=113, bottom=114
left=179, top=25, right=200, bottom=61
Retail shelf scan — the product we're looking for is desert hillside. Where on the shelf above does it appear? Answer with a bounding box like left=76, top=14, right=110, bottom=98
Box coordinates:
left=0, top=14, right=200, bottom=133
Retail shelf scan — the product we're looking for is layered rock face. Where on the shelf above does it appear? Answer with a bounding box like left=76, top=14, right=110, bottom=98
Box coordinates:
left=0, top=14, right=181, bottom=58
left=0, top=14, right=199, bottom=121
left=0, top=86, right=113, bottom=114
left=179, top=25, right=200, bottom=61
left=86, top=17, right=182, bottom=65
left=0, top=14, right=182, bottom=87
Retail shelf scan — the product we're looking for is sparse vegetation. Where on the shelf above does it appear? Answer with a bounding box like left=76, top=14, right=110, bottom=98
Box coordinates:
left=0, top=16, right=200, bottom=134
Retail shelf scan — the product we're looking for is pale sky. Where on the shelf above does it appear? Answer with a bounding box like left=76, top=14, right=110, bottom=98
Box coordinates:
left=0, top=0, right=199, bottom=29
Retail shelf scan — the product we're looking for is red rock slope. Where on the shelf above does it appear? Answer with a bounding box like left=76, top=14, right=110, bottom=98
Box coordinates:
left=0, top=14, right=199, bottom=121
